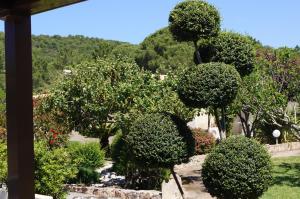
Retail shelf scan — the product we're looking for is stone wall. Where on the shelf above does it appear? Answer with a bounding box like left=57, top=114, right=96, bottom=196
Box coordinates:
left=66, top=185, right=162, bottom=199
left=265, top=142, right=300, bottom=153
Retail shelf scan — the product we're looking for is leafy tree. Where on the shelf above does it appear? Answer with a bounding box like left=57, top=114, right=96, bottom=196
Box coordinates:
left=136, top=27, right=195, bottom=74
left=256, top=47, right=300, bottom=102
left=178, top=62, right=241, bottom=139
left=40, top=57, right=193, bottom=150
left=39, top=58, right=145, bottom=149
left=169, top=0, right=220, bottom=64
left=230, top=70, right=287, bottom=138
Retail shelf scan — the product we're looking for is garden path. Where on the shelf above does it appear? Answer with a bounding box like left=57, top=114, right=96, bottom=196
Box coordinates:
left=174, top=150, right=300, bottom=199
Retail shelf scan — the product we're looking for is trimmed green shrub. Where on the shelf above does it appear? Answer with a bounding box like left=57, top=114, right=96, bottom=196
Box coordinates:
left=34, top=142, right=77, bottom=199
left=67, top=142, right=105, bottom=184
left=111, top=132, right=170, bottom=190
left=0, top=142, right=7, bottom=185
left=202, top=136, right=273, bottom=199
left=199, top=32, right=255, bottom=76
left=169, top=0, right=220, bottom=42
left=178, top=62, right=241, bottom=109
left=192, top=129, right=215, bottom=154
left=126, top=113, right=194, bottom=168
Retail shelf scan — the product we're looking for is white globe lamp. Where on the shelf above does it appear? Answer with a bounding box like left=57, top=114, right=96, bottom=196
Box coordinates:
left=272, top=129, right=281, bottom=145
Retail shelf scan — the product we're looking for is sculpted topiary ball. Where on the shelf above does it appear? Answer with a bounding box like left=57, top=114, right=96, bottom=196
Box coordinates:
left=178, top=62, right=241, bottom=108
left=126, top=113, right=194, bottom=168
left=169, top=0, right=220, bottom=42
left=201, top=136, right=273, bottom=199
left=213, top=32, right=255, bottom=76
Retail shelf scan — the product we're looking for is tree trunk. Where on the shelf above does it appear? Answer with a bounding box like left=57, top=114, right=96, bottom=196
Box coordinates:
left=208, top=110, right=211, bottom=131
left=170, top=167, right=185, bottom=199
left=193, top=41, right=202, bottom=65
left=214, top=108, right=223, bottom=140
left=100, top=134, right=110, bottom=154
left=221, top=107, right=227, bottom=139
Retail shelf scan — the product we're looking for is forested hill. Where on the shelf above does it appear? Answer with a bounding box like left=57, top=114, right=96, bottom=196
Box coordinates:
left=0, top=32, right=139, bottom=92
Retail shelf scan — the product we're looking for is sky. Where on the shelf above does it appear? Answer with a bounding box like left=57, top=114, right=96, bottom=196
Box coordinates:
left=0, top=0, right=299, bottom=48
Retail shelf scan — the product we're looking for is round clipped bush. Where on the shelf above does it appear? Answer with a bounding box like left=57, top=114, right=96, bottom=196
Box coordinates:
left=192, top=129, right=215, bottom=154
left=178, top=62, right=241, bottom=108
left=202, top=136, right=273, bottom=199
left=169, top=0, right=220, bottom=42
left=201, top=32, right=255, bottom=76
left=126, top=113, right=194, bottom=168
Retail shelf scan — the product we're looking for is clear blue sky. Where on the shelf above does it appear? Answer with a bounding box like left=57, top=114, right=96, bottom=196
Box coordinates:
left=0, top=0, right=299, bottom=48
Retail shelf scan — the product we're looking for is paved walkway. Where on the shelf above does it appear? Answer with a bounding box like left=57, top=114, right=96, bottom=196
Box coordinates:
left=174, top=155, right=213, bottom=199
left=174, top=150, right=300, bottom=199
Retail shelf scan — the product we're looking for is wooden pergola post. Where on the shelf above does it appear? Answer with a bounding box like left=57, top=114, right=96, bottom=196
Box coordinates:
left=5, top=13, right=34, bottom=199
left=0, top=1, right=85, bottom=198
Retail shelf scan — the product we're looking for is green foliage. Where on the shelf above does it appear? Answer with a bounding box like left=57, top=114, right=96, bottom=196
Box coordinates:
left=76, top=167, right=99, bottom=185
left=256, top=47, right=300, bottom=102
left=111, top=132, right=170, bottom=190
left=0, top=142, right=7, bottom=185
left=178, top=62, right=241, bottom=108
left=67, top=142, right=104, bottom=184
left=34, top=142, right=77, bottom=199
left=136, top=27, right=195, bottom=73
left=67, top=142, right=105, bottom=170
left=126, top=113, right=194, bottom=168
left=192, top=129, right=215, bottom=154
left=41, top=58, right=144, bottom=143
left=41, top=57, right=193, bottom=150
left=169, top=0, right=220, bottom=42
left=230, top=69, right=287, bottom=138
left=202, top=136, right=272, bottom=199
left=111, top=132, right=129, bottom=175
left=200, top=31, right=256, bottom=76
left=0, top=33, right=134, bottom=92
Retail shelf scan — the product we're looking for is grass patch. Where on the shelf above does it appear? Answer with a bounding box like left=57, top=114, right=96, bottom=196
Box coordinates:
left=261, top=156, right=300, bottom=199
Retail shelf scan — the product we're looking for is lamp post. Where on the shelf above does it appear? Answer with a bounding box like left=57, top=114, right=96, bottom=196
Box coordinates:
left=272, top=129, right=281, bottom=145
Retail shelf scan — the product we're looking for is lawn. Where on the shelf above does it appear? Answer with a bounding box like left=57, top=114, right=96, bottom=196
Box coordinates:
left=260, top=156, right=300, bottom=199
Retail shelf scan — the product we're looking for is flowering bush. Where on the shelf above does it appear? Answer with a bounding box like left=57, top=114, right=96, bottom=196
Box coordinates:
left=34, top=97, right=69, bottom=148
left=192, top=129, right=215, bottom=154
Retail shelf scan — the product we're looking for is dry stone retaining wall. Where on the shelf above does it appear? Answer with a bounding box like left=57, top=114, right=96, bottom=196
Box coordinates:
left=66, top=185, right=162, bottom=199
left=266, top=142, right=300, bottom=153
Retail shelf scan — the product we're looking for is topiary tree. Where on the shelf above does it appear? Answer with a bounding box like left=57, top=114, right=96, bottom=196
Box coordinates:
left=199, top=31, right=256, bottom=76
left=202, top=136, right=272, bottom=199
left=126, top=113, right=194, bottom=196
left=169, top=0, right=220, bottom=64
left=126, top=113, right=194, bottom=168
left=178, top=62, right=241, bottom=139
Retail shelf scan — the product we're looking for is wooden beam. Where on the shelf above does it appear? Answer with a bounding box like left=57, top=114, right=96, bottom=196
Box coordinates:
left=5, top=13, right=34, bottom=199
